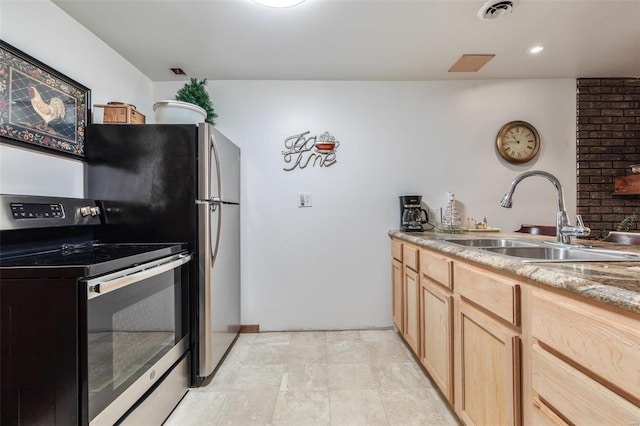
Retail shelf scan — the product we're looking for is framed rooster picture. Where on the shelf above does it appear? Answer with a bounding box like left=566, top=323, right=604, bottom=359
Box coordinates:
left=0, top=40, right=91, bottom=158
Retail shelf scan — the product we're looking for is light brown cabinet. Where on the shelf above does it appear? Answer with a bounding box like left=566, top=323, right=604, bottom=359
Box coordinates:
left=403, top=265, right=420, bottom=353
left=455, top=262, right=520, bottom=326
left=391, top=240, right=403, bottom=332
left=392, top=240, right=522, bottom=424
left=390, top=236, right=640, bottom=425
left=420, top=276, right=453, bottom=402
left=419, top=248, right=454, bottom=403
left=531, top=344, right=640, bottom=424
left=529, top=287, right=640, bottom=424
left=455, top=300, right=521, bottom=426
left=420, top=249, right=453, bottom=290
left=392, top=258, right=403, bottom=332
left=454, top=262, right=521, bottom=425
left=402, top=244, right=420, bottom=354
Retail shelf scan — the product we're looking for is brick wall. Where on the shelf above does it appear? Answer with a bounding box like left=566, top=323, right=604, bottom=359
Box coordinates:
left=577, top=78, right=640, bottom=239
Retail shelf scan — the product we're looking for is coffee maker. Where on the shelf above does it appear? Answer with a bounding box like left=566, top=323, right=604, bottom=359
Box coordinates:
left=399, top=195, right=429, bottom=232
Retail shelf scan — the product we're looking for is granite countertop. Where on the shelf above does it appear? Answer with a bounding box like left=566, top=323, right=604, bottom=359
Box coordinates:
left=389, top=230, right=640, bottom=315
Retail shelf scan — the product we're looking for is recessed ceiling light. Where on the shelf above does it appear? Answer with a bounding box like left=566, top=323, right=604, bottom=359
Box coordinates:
left=527, top=45, right=544, bottom=55
left=170, top=68, right=186, bottom=75
left=254, top=0, right=305, bottom=7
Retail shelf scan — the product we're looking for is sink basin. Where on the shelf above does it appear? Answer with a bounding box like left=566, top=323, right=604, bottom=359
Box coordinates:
left=481, top=246, right=640, bottom=262
left=440, top=238, right=540, bottom=248
left=440, top=237, right=640, bottom=262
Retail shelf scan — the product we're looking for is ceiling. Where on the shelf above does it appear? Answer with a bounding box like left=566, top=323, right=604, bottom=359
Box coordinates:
left=53, top=0, right=640, bottom=82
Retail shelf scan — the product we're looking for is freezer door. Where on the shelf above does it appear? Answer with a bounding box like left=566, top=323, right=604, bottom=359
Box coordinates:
left=86, top=124, right=198, bottom=244
left=210, top=127, right=240, bottom=204
left=198, top=202, right=241, bottom=378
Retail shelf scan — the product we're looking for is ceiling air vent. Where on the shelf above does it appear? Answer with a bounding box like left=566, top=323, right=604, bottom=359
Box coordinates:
left=477, top=0, right=514, bottom=19
left=449, top=54, right=495, bottom=72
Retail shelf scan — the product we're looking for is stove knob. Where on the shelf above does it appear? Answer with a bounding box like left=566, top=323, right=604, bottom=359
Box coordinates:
left=90, top=206, right=100, bottom=217
left=80, top=206, right=91, bottom=217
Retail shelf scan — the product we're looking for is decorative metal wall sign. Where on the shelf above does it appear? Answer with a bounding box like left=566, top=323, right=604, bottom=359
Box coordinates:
left=282, top=131, right=340, bottom=171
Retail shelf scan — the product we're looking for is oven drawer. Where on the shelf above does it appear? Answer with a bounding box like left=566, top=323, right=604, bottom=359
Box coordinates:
left=120, top=353, right=190, bottom=425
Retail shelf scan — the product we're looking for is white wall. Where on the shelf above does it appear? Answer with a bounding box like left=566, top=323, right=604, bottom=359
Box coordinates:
left=154, top=79, right=577, bottom=331
left=0, top=0, right=577, bottom=331
left=0, top=0, right=153, bottom=197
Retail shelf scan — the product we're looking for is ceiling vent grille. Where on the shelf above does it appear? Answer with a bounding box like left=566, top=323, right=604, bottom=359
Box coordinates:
left=477, top=0, right=514, bottom=19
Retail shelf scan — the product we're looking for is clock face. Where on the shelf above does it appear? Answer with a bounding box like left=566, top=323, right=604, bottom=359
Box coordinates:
left=496, top=121, right=540, bottom=164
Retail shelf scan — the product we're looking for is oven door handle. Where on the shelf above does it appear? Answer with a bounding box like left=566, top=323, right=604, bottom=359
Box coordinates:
left=86, top=253, right=192, bottom=299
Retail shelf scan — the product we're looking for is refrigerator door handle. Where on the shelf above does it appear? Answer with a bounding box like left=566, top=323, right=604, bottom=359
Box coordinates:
left=210, top=204, right=222, bottom=264
left=209, top=135, right=223, bottom=264
left=210, top=135, right=222, bottom=200
left=195, top=208, right=221, bottom=263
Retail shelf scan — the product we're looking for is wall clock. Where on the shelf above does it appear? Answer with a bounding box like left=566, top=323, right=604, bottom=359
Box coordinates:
left=496, top=120, right=540, bottom=164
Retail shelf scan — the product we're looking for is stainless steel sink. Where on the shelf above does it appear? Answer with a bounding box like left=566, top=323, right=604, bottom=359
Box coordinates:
left=481, top=246, right=640, bottom=262
left=439, top=238, right=640, bottom=262
left=440, top=238, right=540, bottom=248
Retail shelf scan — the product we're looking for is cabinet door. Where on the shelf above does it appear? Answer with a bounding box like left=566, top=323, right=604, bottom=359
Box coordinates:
left=392, top=258, right=403, bottom=332
left=456, top=301, right=521, bottom=426
left=403, top=265, right=420, bottom=354
left=420, top=277, right=453, bottom=402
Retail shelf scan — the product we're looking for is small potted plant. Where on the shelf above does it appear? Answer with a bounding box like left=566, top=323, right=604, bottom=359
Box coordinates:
left=153, top=78, right=218, bottom=125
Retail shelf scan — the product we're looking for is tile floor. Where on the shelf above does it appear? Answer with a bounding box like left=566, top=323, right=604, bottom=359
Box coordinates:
left=164, top=330, right=459, bottom=426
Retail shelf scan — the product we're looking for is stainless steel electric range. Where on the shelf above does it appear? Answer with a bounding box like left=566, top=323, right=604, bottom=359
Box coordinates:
left=0, top=195, right=192, bottom=425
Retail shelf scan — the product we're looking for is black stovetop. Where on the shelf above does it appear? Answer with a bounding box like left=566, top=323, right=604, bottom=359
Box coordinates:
left=0, top=242, right=186, bottom=277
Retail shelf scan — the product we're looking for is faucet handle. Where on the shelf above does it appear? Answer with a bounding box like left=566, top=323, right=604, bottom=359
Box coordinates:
left=562, top=215, right=591, bottom=238
left=576, top=215, right=591, bottom=237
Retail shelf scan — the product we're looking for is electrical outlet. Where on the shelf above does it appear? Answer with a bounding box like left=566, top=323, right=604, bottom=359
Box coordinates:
left=298, top=192, right=312, bottom=207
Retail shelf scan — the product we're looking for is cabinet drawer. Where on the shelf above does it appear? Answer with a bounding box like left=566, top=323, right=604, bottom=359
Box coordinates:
left=455, top=262, right=520, bottom=326
left=532, top=398, right=568, bottom=426
left=404, top=244, right=419, bottom=271
left=391, top=240, right=403, bottom=262
left=420, top=249, right=452, bottom=289
left=532, top=344, right=640, bottom=423
left=531, top=289, right=640, bottom=402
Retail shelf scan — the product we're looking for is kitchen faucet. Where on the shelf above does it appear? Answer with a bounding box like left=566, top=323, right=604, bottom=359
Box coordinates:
left=500, top=170, right=590, bottom=244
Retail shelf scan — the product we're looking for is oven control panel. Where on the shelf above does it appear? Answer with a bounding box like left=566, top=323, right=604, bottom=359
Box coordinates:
left=11, top=203, right=64, bottom=219
left=0, top=195, right=102, bottom=230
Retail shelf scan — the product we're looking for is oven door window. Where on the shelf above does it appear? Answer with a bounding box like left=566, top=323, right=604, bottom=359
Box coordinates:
left=85, top=257, right=188, bottom=422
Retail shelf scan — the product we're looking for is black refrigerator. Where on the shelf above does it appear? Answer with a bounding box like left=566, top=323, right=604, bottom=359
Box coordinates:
left=85, top=123, right=241, bottom=386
